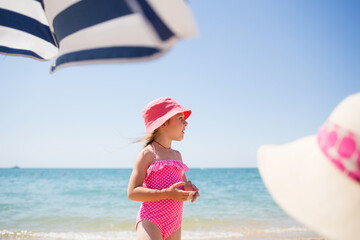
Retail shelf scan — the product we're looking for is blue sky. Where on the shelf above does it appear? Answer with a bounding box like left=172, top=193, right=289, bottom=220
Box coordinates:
left=1, top=0, right=359, bottom=168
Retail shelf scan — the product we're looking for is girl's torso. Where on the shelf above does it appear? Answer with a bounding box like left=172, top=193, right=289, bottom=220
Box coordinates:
left=142, top=143, right=189, bottom=191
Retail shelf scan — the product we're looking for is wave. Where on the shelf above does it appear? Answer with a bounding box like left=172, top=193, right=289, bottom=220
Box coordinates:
left=0, top=230, right=136, bottom=240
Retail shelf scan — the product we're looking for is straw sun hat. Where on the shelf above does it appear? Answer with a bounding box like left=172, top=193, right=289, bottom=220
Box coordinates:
left=258, top=93, right=360, bottom=240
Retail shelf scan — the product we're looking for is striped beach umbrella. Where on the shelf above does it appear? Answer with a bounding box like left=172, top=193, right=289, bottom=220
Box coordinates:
left=0, top=0, right=198, bottom=73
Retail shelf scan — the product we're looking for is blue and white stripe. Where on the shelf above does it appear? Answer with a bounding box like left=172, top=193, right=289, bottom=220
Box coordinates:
left=0, top=0, right=58, bottom=60
left=0, top=0, right=197, bottom=73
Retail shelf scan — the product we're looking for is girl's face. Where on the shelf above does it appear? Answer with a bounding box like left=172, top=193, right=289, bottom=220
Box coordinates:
left=163, top=113, right=188, bottom=141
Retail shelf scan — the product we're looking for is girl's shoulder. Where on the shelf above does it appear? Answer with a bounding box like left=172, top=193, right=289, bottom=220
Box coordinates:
left=136, top=145, right=155, bottom=166
left=172, top=149, right=183, bottom=163
left=141, top=144, right=153, bottom=154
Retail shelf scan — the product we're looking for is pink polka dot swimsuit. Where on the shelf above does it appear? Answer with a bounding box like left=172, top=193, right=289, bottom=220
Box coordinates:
left=136, top=143, right=189, bottom=239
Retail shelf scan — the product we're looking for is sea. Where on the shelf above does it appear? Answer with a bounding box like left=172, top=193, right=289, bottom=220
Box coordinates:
left=0, top=168, right=322, bottom=240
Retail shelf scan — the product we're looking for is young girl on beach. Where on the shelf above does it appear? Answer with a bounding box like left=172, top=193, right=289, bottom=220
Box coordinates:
left=127, top=97, right=200, bottom=240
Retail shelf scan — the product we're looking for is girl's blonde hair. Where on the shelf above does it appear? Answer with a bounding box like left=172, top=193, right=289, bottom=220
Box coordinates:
left=142, top=129, right=159, bottom=148
left=134, top=120, right=168, bottom=148
left=132, top=128, right=160, bottom=148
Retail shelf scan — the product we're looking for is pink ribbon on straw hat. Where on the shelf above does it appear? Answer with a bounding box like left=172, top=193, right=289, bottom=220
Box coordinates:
left=318, top=121, right=360, bottom=182
left=258, top=93, right=360, bottom=240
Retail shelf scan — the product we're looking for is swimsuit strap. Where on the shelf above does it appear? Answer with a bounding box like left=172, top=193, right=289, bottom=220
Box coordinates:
left=151, top=142, right=156, bottom=160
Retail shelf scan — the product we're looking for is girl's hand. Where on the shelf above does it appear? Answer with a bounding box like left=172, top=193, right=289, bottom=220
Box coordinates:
left=165, top=182, right=193, bottom=201
left=183, top=181, right=200, bottom=203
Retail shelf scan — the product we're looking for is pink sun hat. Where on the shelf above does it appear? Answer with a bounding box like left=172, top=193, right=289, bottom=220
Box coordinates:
left=142, top=97, right=192, bottom=134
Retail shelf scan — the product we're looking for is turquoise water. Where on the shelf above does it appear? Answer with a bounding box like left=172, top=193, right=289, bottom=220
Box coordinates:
left=0, top=168, right=320, bottom=239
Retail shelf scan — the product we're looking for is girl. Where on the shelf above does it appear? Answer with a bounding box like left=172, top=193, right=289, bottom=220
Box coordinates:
left=128, top=97, right=200, bottom=240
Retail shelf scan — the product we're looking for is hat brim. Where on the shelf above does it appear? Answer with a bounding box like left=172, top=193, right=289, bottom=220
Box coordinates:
left=146, top=108, right=191, bottom=134
left=258, top=135, right=360, bottom=240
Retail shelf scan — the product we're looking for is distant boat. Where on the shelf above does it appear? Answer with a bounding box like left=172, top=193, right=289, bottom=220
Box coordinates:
left=11, top=165, right=20, bottom=169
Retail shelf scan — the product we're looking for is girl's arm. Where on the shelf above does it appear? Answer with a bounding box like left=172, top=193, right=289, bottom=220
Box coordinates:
left=127, top=148, right=191, bottom=202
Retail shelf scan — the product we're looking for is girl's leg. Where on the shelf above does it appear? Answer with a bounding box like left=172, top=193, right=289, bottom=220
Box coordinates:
left=166, top=227, right=181, bottom=240
left=136, top=220, right=163, bottom=240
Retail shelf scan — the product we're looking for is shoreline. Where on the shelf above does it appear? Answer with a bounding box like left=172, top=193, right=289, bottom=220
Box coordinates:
left=0, top=229, right=326, bottom=240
